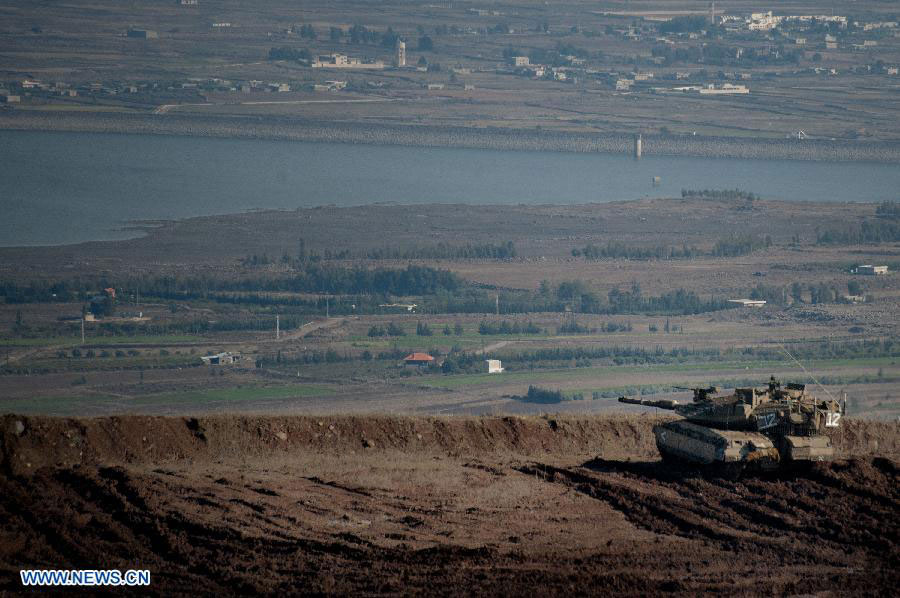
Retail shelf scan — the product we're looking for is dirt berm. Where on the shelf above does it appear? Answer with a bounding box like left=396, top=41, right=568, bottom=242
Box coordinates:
left=2, top=414, right=896, bottom=476
left=1, top=415, right=897, bottom=595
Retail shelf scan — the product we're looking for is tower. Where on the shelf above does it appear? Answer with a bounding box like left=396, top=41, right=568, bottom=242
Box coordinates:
left=395, top=40, right=406, bottom=67
left=634, top=133, right=642, bottom=158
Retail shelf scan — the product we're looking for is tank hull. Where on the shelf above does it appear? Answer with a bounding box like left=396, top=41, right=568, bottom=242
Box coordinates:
left=653, top=421, right=780, bottom=471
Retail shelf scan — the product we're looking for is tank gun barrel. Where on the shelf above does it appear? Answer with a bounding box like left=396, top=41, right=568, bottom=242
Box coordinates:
left=618, top=397, right=679, bottom=410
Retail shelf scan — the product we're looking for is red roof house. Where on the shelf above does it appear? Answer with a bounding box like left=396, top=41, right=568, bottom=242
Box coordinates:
left=404, top=352, right=435, bottom=365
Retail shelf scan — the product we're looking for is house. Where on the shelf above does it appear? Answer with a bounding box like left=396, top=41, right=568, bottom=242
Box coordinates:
left=485, top=359, right=504, bottom=374
left=404, top=353, right=435, bottom=366
left=513, top=56, right=530, bottom=67
left=855, top=265, right=888, bottom=275
left=312, top=54, right=384, bottom=69
left=200, top=352, right=241, bottom=365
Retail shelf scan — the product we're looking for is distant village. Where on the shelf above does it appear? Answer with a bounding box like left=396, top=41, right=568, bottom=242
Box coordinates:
left=2, top=7, right=898, bottom=108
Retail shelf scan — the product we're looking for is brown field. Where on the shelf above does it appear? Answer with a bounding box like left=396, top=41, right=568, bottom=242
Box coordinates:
left=1, top=414, right=897, bottom=595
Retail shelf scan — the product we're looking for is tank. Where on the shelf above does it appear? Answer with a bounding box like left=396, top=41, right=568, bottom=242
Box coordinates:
left=618, top=377, right=844, bottom=473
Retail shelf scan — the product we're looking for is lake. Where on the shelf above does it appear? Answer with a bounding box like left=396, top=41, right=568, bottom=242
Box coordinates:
left=2, top=129, right=899, bottom=246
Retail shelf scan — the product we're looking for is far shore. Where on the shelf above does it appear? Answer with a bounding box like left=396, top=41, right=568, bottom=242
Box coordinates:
left=2, top=110, right=900, bottom=164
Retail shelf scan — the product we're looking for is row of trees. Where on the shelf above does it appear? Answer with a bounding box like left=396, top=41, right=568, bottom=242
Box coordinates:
left=477, top=320, right=542, bottom=335
left=816, top=220, right=900, bottom=245
left=712, top=235, right=772, bottom=257
left=573, top=242, right=702, bottom=260
left=681, top=189, right=759, bottom=201
left=365, top=241, right=517, bottom=260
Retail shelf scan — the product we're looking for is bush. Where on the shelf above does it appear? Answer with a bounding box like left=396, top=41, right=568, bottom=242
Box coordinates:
left=387, top=322, right=406, bottom=337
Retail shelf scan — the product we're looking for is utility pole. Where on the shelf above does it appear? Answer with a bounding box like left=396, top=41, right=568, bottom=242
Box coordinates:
left=326, top=296, right=330, bottom=318
left=81, top=316, right=85, bottom=345
left=276, top=314, right=280, bottom=340
left=495, top=294, right=499, bottom=315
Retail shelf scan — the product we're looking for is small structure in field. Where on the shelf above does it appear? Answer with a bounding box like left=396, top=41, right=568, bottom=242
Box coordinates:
left=127, top=29, right=158, bottom=39
left=855, top=264, right=888, bottom=275
left=201, top=352, right=241, bottom=365
left=485, top=359, right=504, bottom=374
left=728, top=299, right=767, bottom=307
left=404, top=352, right=435, bottom=366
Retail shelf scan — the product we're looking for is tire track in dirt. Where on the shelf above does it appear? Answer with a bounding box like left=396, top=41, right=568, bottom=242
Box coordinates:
left=520, top=457, right=899, bottom=592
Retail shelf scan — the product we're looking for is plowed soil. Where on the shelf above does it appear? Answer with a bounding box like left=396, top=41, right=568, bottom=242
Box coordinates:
left=1, top=415, right=897, bottom=596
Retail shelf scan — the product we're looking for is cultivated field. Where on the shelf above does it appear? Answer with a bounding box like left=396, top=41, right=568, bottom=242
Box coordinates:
left=1, top=198, right=898, bottom=420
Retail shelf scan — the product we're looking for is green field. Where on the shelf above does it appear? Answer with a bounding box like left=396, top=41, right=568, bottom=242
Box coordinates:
left=0, top=334, right=204, bottom=347
left=407, top=357, right=900, bottom=390
left=0, top=384, right=336, bottom=415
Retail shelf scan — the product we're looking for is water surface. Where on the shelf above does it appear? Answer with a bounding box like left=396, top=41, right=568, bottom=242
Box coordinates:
left=2, top=130, right=898, bottom=246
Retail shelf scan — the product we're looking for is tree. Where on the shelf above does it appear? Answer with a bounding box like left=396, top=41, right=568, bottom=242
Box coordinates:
left=387, top=322, right=406, bottom=336
left=454, top=322, right=464, bottom=336
left=297, top=238, right=306, bottom=261
left=441, top=356, right=459, bottom=374
left=417, top=55, right=427, bottom=67
left=381, top=27, right=399, bottom=48
left=847, top=280, right=862, bottom=296
left=416, top=321, right=433, bottom=336
left=330, top=27, right=343, bottom=41
left=443, top=324, right=452, bottom=336
left=418, top=35, right=433, bottom=51
left=300, top=24, right=317, bottom=40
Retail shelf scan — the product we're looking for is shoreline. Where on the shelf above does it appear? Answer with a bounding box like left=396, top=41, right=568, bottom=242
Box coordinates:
left=3, top=110, right=900, bottom=164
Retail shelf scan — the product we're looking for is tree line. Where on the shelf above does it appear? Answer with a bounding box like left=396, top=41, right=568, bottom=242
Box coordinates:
left=816, top=219, right=900, bottom=245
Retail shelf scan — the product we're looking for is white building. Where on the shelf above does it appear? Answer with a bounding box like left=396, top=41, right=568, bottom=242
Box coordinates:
left=485, top=359, right=504, bottom=374
left=513, top=56, right=530, bottom=66
left=201, top=352, right=241, bottom=365
left=312, top=54, right=384, bottom=69
left=748, top=12, right=782, bottom=31
left=728, top=299, right=766, bottom=307
left=699, top=83, right=749, bottom=94
left=855, top=265, right=888, bottom=275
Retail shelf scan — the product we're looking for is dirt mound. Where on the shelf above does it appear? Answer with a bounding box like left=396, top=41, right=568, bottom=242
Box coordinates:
left=0, top=414, right=667, bottom=476
left=2, top=414, right=897, bottom=477
left=1, top=415, right=897, bottom=594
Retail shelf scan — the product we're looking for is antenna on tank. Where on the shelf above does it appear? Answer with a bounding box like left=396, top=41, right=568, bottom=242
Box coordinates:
left=777, top=340, right=837, bottom=402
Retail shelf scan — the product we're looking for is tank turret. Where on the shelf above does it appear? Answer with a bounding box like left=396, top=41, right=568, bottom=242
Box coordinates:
left=618, top=377, right=844, bottom=473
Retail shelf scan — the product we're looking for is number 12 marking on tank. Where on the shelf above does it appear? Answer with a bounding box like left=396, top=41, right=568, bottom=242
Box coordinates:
left=825, top=412, right=841, bottom=428
left=758, top=413, right=778, bottom=430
